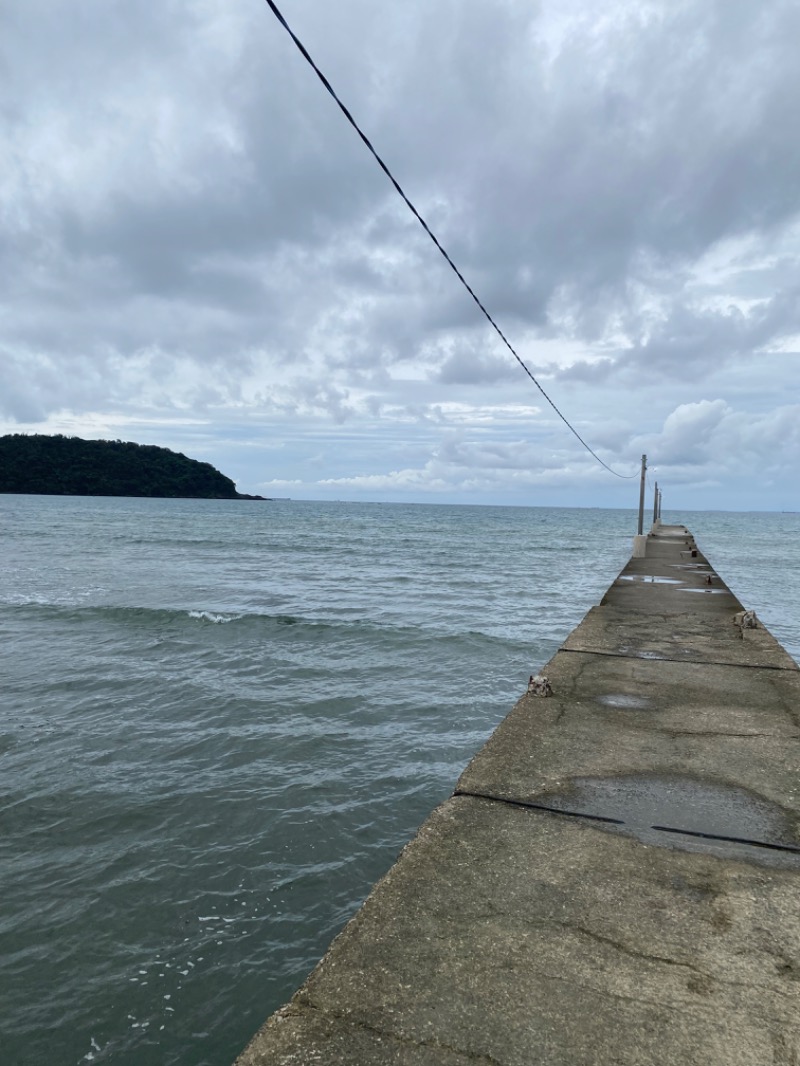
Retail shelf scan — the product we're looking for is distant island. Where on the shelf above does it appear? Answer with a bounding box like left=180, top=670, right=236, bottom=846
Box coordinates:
left=0, top=434, right=266, bottom=500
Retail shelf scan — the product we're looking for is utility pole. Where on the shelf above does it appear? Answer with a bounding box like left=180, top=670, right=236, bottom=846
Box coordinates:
left=652, top=480, right=659, bottom=526
left=632, top=455, right=648, bottom=558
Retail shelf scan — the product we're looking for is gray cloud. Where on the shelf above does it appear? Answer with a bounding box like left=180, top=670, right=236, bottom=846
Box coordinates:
left=2, top=0, right=799, bottom=505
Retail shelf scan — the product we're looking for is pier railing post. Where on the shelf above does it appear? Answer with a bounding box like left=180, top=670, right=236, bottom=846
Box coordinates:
left=637, top=454, right=647, bottom=535
left=633, top=454, right=648, bottom=557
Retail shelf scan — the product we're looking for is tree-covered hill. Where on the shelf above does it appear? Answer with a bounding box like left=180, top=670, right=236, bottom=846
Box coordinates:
left=0, top=434, right=265, bottom=499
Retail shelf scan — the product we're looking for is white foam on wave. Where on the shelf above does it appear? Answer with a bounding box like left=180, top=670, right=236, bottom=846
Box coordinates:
left=4, top=593, right=53, bottom=607
left=187, top=610, right=242, bottom=624
left=83, top=1036, right=102, bottom=1061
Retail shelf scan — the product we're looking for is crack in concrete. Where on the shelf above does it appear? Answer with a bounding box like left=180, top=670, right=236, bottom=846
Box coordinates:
left=558, top=924, right=800, bottom=1000
left=666, top=731, right=791, bottom=739
left=423, top=913, right=799, bottom=1003
left=299, top=974, right=725, bottom=1053
left=527, top=948, right=800, bottom=1019
left=562, top=647, right=798, bottom=673
left=499, top=959, right=722, bottom=1019
left=555, top=921, right=711, bottom=978
left=301, top=997, right=506, bottom=1066
left=455, top=789, right=800, bottom=857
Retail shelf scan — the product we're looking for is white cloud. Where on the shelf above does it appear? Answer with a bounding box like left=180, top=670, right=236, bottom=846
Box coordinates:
left=639, top=400, right=800, bottom=493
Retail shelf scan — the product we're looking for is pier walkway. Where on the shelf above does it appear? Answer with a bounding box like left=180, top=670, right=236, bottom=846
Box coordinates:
left=236, top=525, right=800, bottom=1065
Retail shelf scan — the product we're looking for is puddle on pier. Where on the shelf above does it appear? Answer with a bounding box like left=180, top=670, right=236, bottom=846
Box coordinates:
left=596, top=694, right=651, bottom=710
left=619, top=649, right=664, bottom=660
left=618, top=575, right=683, bottom=585
left=678, top=587, right=730, bottom=595
left=538, top=774, right=800, bottom=867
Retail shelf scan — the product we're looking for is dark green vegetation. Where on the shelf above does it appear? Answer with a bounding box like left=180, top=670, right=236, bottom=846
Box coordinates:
left=0, top=434, right=265, bottom=499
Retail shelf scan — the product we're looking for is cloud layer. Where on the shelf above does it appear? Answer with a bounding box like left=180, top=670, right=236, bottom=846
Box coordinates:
left=2, top=0, right=799, bottom=508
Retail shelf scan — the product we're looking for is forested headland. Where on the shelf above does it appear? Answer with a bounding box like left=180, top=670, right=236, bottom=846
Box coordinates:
left=0, top=434, right=266, bottom=499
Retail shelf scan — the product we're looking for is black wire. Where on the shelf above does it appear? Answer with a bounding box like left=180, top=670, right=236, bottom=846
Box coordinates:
left=262, top=0, right=638, bottom=479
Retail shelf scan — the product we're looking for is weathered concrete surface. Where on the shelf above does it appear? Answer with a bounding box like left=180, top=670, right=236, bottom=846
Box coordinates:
left=235, top=525, right=800, bottom=1065
left=457, top=653, right=800, bottom=837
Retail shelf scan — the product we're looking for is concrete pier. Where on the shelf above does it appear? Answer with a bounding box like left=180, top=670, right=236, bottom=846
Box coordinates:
left=236, top=525, right=800, bottom=1065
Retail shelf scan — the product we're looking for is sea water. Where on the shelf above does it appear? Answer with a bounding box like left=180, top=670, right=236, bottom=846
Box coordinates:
left=1, top=497, right=797, bottom=1066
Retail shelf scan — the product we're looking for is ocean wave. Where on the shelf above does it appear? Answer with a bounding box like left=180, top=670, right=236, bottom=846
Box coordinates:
left=1, top=599, right=532, bottom=653
left=2, top=601, right=308, bottom=631
left=186, top=610, right=242, bottom=624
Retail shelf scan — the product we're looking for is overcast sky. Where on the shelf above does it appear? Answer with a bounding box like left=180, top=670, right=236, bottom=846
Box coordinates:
left=2, top=0, right=799, bottom=509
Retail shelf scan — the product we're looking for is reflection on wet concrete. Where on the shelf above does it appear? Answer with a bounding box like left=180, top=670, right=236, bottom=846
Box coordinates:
left=618, top=575, right=683, bottom=584
left=595, top=694, right=651, bottom=709
left=537, top=773, right=800, bottom=868
left=678, top=587, right=731, bottom=595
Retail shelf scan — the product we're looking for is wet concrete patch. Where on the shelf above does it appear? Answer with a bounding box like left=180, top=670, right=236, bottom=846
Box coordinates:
left=618, top=575, right=683, bottom=584
left=537, top=773, right=800, bottom=866
left=595, top=694, right=651, bottom=709
left=563, top=605, right=797, bottom=669
left=678, top=587, right=731, bottom=595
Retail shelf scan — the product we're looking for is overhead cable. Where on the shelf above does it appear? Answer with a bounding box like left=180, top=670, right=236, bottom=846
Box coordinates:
left=262, top=0, right=638, bottom=479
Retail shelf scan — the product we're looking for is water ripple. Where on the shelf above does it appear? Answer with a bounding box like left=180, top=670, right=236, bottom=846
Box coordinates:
left=4, top=499, right=793, bottom=1066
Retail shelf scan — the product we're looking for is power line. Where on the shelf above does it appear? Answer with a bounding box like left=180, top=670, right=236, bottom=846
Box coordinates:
left=262, top=0, right=639, bottom=479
